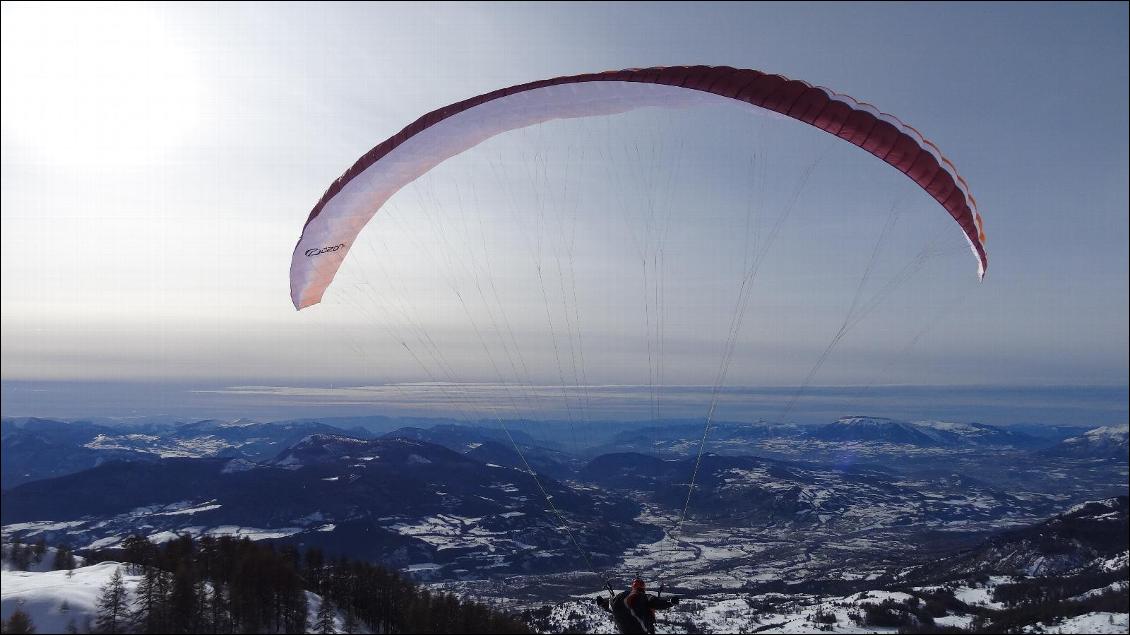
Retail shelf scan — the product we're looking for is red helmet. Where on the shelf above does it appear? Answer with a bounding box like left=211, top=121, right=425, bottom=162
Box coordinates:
left=631, top=578, right=646, bottom=591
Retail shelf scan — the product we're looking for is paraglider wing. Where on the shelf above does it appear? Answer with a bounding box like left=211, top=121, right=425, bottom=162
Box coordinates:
left=290, top=66, right=986, bottom=310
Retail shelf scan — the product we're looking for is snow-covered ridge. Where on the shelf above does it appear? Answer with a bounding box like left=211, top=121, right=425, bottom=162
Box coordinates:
left=915, top=419, right=998, bottom=437
left=0, top=499, right=326, bottom=552
left=1056, top=425, right=1130, bottom=448
left=1065, top=497, right=1126, bottom=516
left=1077, top=425, right=1130, bottom=442
left=294, top=433, right=371, bottom=446
left=815, top=415, right=1030, bottom=448
left=833, top=415, right=897, bottom=426
left=272, top=434, right=378, bottom=469
left=1040, top=425, right=1128, bottom=459
left=219, top=418, right=261, bottom=428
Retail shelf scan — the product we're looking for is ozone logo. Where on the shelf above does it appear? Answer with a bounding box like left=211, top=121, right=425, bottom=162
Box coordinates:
left=305, top=243, right=346, bottom=257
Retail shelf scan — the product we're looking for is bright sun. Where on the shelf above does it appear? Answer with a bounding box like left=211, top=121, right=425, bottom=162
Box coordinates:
left=1, top=2, right=200, bottom=166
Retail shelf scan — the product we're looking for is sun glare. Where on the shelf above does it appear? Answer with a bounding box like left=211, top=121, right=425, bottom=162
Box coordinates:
left=1, top=2, right=201, bottom=166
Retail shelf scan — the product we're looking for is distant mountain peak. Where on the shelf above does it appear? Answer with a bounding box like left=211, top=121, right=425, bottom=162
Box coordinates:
left=1083, top=425, right=1129, bottom=439
left=834, top=415, right=898, bottom=425
left=221, top=417, right=260, bottom=427
left=1041, top=425, right=1128, bottom=459
left=814, top=416, right=938, bottom=446
left=295, top=433, right=372, bottom=447
left=815, top=416, right=1036, bottom=448
left=1064, top=496, right=1127, bottom=518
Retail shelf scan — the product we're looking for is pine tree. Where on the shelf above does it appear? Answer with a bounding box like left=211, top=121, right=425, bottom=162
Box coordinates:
left=305, top=547, right=326, bottom=594
left=31, top=538, right=47, bottom=565
left=79, top=531, right=533, bottom=634
left=341, top=609, right=358, bottom=635
left=131, top=566, right=166, bottom=633
left=282, top=575, right=309, bottom=635
left=315, top=596, right=336, bottom=634
left=168, top=562, right=199, bottom=633
left=95, top=567, right=129, bottom=634
left=11, top=543, right=32, bottom=571
left=121, top=535, right=155, bottom=574
left=53, top=545, right=77, bottom=571
left=3, top=608, right=36, bottom=634
left=207, top=581, right=231, bottom=634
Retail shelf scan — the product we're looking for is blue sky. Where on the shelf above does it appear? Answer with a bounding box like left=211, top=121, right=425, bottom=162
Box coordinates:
left=1, top=2, right=1126, bottom=423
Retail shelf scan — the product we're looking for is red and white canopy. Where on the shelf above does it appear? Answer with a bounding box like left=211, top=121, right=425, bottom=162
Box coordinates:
left=291, top=66, right=986, bottom=310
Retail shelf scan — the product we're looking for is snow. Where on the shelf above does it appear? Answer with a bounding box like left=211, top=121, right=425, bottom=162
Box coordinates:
left=305, top=590, right=348, bottom=634
left=915, top=420, right=973, bottom=432
left=146, top=525, right=303, bottom=543
left=388, top=514, right=537, bottom=559
left=952, top=580, right=1008, bottom=609
left=406, top=562, right=444, bottom=580
left=854, top=590, right=915, bottom=604
left=155, top=501, right=222, bottom=516
left=406, top=563, right=442, bottom=572
left=1098, top=551, right=1129, bottom=572
left=645, top=588, right=928, bottom=634
left=528, top=565, right=1043, bottom=635
left=145, top=529, right=203, bottom=545
left=518, top=561, right=1125, bottom=635
left=1083, top=426, right=1130, bottom=440
left=2, top=520, right=87, bottom=534
left=1, top=562, right=138, bottom=635
left=204, top=526, right=303, bottom=540
left=834, top=416, right=900, bottom=427
left=2, top=562, right=348, bottom=635
left=1066, top=497, right=1124, bottom=516
left=934, top=613, right=974, bottom=629
left=1027, top=612, right=1129, bottom=634
left=85, top=536, right=124, bottom=550
left=84, top=433, right=241, bottom=458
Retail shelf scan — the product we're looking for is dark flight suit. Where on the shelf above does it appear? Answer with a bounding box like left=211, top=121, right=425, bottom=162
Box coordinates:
left=598, top=589, right=677, bottom=635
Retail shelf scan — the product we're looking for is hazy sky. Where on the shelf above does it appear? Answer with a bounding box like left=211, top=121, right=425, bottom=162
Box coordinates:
left=1, top=2, right=1127, bottom=422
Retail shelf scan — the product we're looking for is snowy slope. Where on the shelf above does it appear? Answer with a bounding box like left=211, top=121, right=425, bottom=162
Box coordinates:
left=1026, top=612, right=1129, bottom=634
left=0, top=562, right=347, bottom=634
left=0, top=562, right=138, bottom=634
